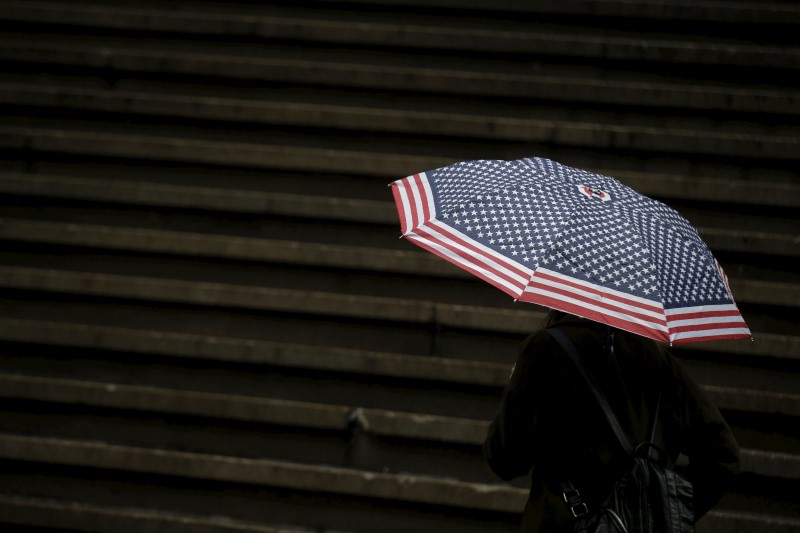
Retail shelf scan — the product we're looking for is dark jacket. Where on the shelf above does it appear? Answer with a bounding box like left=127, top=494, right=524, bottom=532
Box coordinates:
left=484, top=315, right=740, bottom=532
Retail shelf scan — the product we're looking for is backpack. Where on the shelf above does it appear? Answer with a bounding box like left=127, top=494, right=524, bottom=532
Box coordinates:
left=548, top=327, right=695, bottom=533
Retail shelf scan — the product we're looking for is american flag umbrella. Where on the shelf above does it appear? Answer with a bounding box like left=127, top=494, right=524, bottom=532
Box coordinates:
left=390, top=157, right=751, bottom=345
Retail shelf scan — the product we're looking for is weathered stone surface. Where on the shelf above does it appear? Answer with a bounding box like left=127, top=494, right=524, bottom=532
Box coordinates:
left=0, top=1, right=796, bottom=530
left=2, top=82, right=799, bottom=158
left=1, top=37, right=797, bottom=114
left=2, top=2, right=799, bottom=69
left=0, top=267, right=795, bottom=358
left=0, top=494, right=354, bottom=533
left=0, top=434, right=528, bottom=512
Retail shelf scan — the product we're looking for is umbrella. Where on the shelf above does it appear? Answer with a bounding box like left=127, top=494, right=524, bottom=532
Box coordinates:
left=390, top=157, right=751, bottom=345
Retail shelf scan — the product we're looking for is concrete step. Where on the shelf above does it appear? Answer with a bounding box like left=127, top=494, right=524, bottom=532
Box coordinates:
left=0, top=434, right=796, bottom=532
left=0, top=324, right=795, bottom=465
left=0, top=320, right=797, bottom=418
left=3, top=121, right=799, bottom=219
left=0, top=173, right=795, bottom=259
left=0, top=34, right=797, bottom=115
left=0, top=123, right=451, bottom=180
left=0, top=1, right=794, bottom=530
left=0, top=317, right=505, bottom=386
left=0, top=263, right=541, bottom=333
left=0, top=373, right=486, bottom=446
left=0, top=494, right=795, bottom=533
left=0, top=265, right=795, bottom=360
left=0, top=464, right=525, bottom=533
left=9, top=289, right=787, bottom=393
left=0, top=216, right=792, bottom=321
left=3, top=79, right=799, bottom=160
left=1, top=1, right=799, bottom=70
left=0, top=433, right=525, bottom=512
left=1, top=371, right=797, bottom=469
left=702, top=512, right=800, bottom=533
left=310, top=0, right=800, bottom=26
left=0, top=213, right=798, bottom=300
left=2, top=162, right=798, bottom=209
left=0, top=218, right=795, bottom=309
left=0, top=492, right=796, bottom=533
left=0, top=449, right=524, bottom=533
left=0, top=494, right=339, bottom=533
left=0, top=327, right=502, bottom=424
left=0, top=289, right=452, bottom=362
left=3, top=110, right=798, bottom=199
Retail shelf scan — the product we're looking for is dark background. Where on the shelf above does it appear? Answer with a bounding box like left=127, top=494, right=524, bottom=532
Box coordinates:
left=0, top=1, right=797, bottom=531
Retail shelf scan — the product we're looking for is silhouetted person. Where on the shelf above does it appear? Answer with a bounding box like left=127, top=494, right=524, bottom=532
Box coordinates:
left=484, top=311, right=740, bottom=531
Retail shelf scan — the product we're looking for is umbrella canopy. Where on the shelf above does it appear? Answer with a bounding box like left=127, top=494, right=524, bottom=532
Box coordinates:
left=390, top=157, right=751, bottom=345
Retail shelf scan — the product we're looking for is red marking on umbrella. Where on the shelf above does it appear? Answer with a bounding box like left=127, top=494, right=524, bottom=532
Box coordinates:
left=417, top=222, right=529, bottom=291
left=533, top=270, right=665, bottom=317
left=391, top=182, right=409, bottom=235
left=406, top=232, right=525, bottom=298
left=413, top=173, right=432, bottom=224
left=577, top=184, right=612, bottom=202
left=526, top=293, right=671, bottom=344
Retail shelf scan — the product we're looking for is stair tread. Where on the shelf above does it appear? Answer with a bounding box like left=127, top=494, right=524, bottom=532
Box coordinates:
left=0, top=219, right=797, bottom=309
left=1, top=0, right=799, bottom=69
left=0, top=1, right=796, bottom=531
left=1, top=34, right=797, bottom=114
left=0, top=493, right=357, bottom=533
left=1, top=315, right=798, bottom=397
left=0, top=385, right=797, bottom=480
left=2, top=78, right=798, bottom=160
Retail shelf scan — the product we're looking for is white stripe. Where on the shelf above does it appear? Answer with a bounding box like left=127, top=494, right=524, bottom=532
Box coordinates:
left=527, top=274, right=665, bottom=321
left=526, top=285, right=669, bottom=333
left=396, top=181, right=414, bottom=236
left=405, top=233, right=523, bottom=296
left=407, top=175, right=426, bottom=228
left=668, top=316, right=747, bottom=328
left=665, top=303, right=740, bottom=316
left=429, top=221, right=532, bottom=284
left=536, top=268, right=663, bottom=309
left=670, top=327, right=751, bottom=342
left=419, top=172, right=437, bottom=219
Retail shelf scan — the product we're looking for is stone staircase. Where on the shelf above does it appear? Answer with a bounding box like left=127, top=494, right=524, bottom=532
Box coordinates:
left=0, top=1, right=797, bottom=531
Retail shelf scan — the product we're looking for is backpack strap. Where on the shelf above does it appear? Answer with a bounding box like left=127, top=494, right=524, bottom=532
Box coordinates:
left=548, top=326, right=667, bottom=519
left=636, top=383, right=664, bottom=462
left=547, top=327, right=633, bottom=455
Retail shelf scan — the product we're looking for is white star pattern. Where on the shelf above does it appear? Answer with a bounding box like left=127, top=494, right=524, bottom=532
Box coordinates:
left=432, top=159, right=520, bottom=214
left=428, top=157, right=734, bottom=309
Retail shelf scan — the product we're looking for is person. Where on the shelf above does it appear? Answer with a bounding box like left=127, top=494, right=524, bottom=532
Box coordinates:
left=484, top=311, right=741, bottom=532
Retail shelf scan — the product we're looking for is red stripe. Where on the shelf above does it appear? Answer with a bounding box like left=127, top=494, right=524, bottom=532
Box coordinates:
left=534, top=271, right=664, bottom=315
left=406, top=176, right=422, bottom=230
left=431, top=221, right=530, bottom=280
left=413, top=173, right=432, bottom=224
left=526, top=280, right=667, bottom=327
left=671, top=332, right=752, bottom=345
left=393, top=180, right=532, bottom=294
left=391, top=182, right=409, bottom=235
left=666, top=309, right=742, bottom=320
left=405, top=235, right=522, bottom=298
left=522, top=292, right=670, bottom=343
left=415, top=226, right=526, bottom=293
left=394, top=176, right=529, bottom=282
